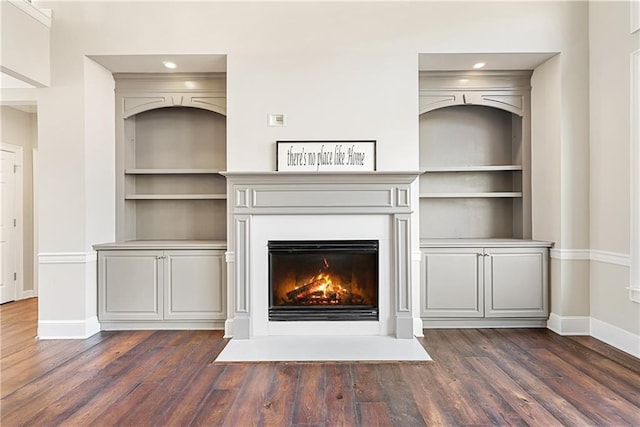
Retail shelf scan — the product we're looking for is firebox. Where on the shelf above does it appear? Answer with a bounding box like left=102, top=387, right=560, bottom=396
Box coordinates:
left=268, top=240, right=379, bottom=321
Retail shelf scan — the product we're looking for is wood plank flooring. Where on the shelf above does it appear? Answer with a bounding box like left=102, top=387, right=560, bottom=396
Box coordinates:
left=2, top=298, right=639, bottom=426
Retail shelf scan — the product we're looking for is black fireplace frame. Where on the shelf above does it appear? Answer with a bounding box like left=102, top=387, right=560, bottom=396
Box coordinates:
left=268, top=240, right=379, bottom=321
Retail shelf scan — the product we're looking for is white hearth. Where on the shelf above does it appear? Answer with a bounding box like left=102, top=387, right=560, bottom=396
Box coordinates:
left=222, top=172, right=421, bottom=340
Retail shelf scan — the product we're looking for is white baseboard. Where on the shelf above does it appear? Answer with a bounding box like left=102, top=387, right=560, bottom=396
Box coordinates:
left=547, top=313, right=640, bottom=358
left=547, top=313, right=590, bottom=335
left=590, top=318, right=640, bottom=358
left=20, top=290, right=36, bottom=299
left=38, top=316, right=101, bottom=339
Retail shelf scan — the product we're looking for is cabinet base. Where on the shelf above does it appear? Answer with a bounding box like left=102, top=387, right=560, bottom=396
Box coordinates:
left=422, top=318, right=548, bottom=328
left=99, top=320, right=226, bottom=331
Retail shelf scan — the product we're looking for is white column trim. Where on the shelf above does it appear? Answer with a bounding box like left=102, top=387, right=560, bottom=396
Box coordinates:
left=630, top=48, right=640, bottom=303
left=394, top=214, right=414, bottom=339
left=232, top=216, right=251, bottom=339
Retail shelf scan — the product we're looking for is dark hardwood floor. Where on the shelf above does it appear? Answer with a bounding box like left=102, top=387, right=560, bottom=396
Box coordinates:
left=1, top=298, right=639, bottom=426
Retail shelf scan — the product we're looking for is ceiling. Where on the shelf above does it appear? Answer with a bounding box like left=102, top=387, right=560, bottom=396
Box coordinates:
left=89, top=52, right=554, bottom=74
left=88, top=54, right=227, bottom=74
left=418, top=52, right=558, bottom=71
left=2, top=52, right=554, bottom=114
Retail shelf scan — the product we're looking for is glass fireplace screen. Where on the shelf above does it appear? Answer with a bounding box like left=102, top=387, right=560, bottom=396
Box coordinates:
left=268, top=240, right=379, bottom=321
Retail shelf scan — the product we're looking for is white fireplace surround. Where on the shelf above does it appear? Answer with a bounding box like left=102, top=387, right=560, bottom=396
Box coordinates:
left=223, top=172, right=420, bottom=340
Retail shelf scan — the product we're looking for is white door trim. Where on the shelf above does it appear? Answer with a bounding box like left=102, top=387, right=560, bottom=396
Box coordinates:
left=32, top=147, right=38, bottom=297
left=1, top=142, right=23, bottom=301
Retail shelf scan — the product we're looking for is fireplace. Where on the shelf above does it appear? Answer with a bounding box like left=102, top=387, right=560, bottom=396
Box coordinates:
left=268, top=240, right=379, bottom=321
left=223, top=171, right=419, bottom=339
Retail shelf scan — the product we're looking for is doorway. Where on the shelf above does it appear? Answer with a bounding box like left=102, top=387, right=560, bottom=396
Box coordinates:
left=0, top=144, right=22, bottom=304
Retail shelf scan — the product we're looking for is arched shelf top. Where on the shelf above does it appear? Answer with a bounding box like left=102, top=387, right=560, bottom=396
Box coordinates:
left=419, top=93, right=525, bottom=117
left=120, top=94, right=226, bottom=119
left=115, top=73, right=227, bottom=119
left=418, top=70, right=530, bottom=117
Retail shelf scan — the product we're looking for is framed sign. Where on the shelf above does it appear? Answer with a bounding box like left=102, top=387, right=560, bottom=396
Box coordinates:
left=276, top=140, right=376, bottom=172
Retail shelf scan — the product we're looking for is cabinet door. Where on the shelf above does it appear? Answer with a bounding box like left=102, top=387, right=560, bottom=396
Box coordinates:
left=484, top=248, right=548, bottom=318
left=163, top=250, right=226, bottom=320
left=421, top=248, right=484, bottom=317
left=98, top=250, right=162, bottom=321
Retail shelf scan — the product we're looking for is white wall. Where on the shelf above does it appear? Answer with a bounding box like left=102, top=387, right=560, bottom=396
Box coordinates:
left=589, top=0, right=640, bottom=348
left=0, top=106, right=37, bottom=296
left=9, top=1, right=600, bottom=339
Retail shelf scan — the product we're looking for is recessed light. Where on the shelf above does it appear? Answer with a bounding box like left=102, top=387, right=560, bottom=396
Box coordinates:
left=162, top=61, right=177, bottom=69
left=473, top=62, right=486, bottom=69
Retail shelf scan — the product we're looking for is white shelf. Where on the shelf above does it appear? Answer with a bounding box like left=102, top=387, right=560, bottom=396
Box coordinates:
left=421, top=165, right=522, bottom=173
left=125, top=194, right=227, bottom=200
left=420, top=192, right=522, bottom=198
left=420, top=238, right=554, bottom=248
left=125, top=168, right=222, bottom=175
left=94, top=240, right=227, bottom=250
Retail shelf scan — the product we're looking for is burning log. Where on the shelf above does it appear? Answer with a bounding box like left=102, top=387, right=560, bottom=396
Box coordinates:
left=285, top=279, right=367, bottom=305
left=285, top=278, right=326, bottom=301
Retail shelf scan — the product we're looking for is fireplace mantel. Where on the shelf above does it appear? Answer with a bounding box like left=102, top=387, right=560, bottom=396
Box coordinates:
left=222, top=171, right=421, bottom=339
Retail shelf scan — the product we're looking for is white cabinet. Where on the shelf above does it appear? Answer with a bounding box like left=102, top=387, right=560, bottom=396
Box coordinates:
left=418, top=71, right=551, bottom=327
left=98, top=250, right=162, bottom=321
left=421, top=241, right=550, bottom=324
left=97, top=74, right=228, bottom=331
left=421, top=248, right=483, bottom=318
left=484, top=248, right=547, bottom=318
left=163, top=250, right=225, bottom=320
left=96, top=244, right=226, bottom=329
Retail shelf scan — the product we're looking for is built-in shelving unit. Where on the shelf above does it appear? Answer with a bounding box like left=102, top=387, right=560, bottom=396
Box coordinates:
left=418, top=72, right=531, bottom=240
left=418, top=70, right=551, bottom=326
left=95, top=73, right=228, bottom=330
left=115, top=74, right=227, bottom=242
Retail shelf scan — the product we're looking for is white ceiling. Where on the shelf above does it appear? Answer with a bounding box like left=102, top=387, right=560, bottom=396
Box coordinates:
left=90, top=52, right=553, bottom=74
left=88, top=54, right=227, bottom=74
left=419, top=52, right=558, bottom=71
left=1, top=52, right=553, bottom=114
